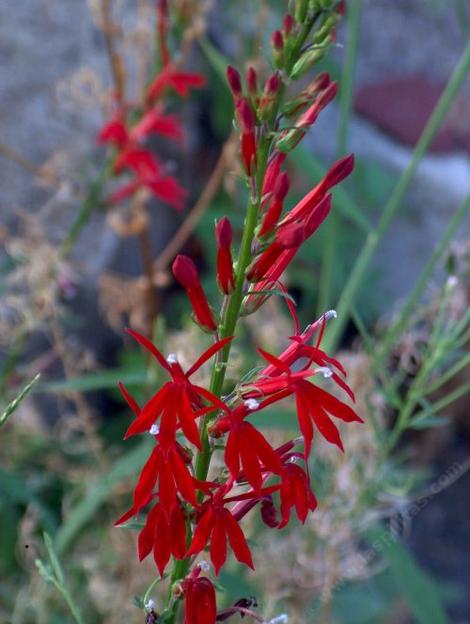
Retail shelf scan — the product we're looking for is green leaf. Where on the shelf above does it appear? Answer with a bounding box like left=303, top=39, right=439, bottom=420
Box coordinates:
left=366, top=525, right=449, bottom=624
left=38, top=368, right=146, bottom=394
left=1, top=373, right=40, bottom=427
left=55, top=440, right=152, bottom=554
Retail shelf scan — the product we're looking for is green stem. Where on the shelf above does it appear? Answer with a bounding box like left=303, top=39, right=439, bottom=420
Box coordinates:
left=164, top=139, right=271, bottom=624
left=323, top=40, right=470, bottom=352
left=59, top=157, right=113, bottom=258
left=316, top=0, right=361, bottom=316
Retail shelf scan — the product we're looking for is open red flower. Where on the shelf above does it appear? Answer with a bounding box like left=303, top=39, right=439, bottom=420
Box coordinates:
left=223, top=403, right=282, bottom=490
left=137, top=499, right=187, bottom=576
left=147, top=64, right=206, bottom=103
left=173, top=255, right=218, bottom=332
left=121, top=329, right=230, bottom=447
left=279, top=461, right=317, bottom=528
left=187, top=501, right=254, bottom=575
left=132, top=441, right=199, bottom=511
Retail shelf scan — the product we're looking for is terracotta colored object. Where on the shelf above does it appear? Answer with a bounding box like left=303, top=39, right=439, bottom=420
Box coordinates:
left=354, top=74, right=470, bottom=153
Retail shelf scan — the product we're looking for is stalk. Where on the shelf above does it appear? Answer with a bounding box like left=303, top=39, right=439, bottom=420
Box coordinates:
left=164, top=137, right=272, bottom=623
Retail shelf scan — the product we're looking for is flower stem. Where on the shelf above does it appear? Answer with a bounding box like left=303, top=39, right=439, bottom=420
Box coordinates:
left=163, top=137, right=271, bottom=624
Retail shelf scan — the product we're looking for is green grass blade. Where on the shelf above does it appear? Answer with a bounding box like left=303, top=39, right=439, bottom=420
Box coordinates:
left=55, top=440, right=152, bottom=554
left=366, top=525, right=449, bottom=624
left=325, top=41, right=470, bottom=352
left=1, top=373, right=40, bottom=428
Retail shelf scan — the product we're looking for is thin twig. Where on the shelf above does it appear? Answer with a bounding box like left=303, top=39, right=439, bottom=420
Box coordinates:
left=100, top=0, right=126, bottom=101
left=0, top=142, right=60, bottom=187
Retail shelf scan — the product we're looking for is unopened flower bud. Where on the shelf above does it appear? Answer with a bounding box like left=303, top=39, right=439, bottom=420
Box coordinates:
left=246, top=66, right=259, bottom=104
left=271, top=30, right=284, bottom=68
left=236, top=99, right=257, bottom=175
left=226, top=65, right=243, bottom=101
left=295, top=0, right=308, bottom=23
left=215, top=217, right=235, bottom=294
left=259, top=73, right=281, bottom=120
left=172, top=255, right=217, bottom=332
left=290, top=46, right=328, bottom=80
left=283, top=14, right=295, bottom=36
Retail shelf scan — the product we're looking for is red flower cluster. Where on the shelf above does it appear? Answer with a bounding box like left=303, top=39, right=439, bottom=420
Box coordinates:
left=116, top=3, right=357, bottom=622
left=98, top=49, right=205, bottom=210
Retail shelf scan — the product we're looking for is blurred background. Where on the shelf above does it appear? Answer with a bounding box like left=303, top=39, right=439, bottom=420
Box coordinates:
left=1, top=1, right=469, bottom=623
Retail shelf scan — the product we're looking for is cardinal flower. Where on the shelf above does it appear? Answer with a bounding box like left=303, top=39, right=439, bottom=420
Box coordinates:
left=183, top=565, right=217, bottom=624
left=247, top=194, right=332, bottom=283
left=173, top=255, right=218, bottom=332
left=187, top=505, right=253, bottom=575
left=236, top=98, right=257, bottom=175
left=215, top=217, right=235, bottom=294
left=278, top=460, right=317, bottom=528
left=250, top=346, right=361, bottom=457
left=136, top=499, right=187, bottom=576
left=223, top=402, right=282, bottom=490
left=121, top=329, right=231, bottom=447
left=132, top=440, right=199, bottom=512
left=147, top=64, right=206, bottom=103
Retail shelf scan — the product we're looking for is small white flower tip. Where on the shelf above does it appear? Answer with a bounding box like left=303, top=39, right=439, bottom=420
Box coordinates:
left=145, top=599, right=156, bottom=612
left=245, top=398, right=260, bottom=410
left=325, top=309, right=338, bottom=320
left=316, top=366, right=333, bottom=379
left=149, top=423, right=160, bottom=435
left=199, top=560, right=210, bottom=572
left=446, top=275, right=458, bottom=289
left=166, top=353, right=178, bottom=364
left=268, top=615, right=288, bottom=624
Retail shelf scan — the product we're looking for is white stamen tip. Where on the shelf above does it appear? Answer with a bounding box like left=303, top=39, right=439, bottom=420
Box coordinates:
left=199, top=560, right=210, bottom=572
left=245, top=398, right=260, bottom=410
left=446, top=275, right=458, bottom=289
left=145, top=599, right=156, bottom=612
left=325, top=309, right=337, bottom=320
left=269, top=616, right=289, bottom=624
left=166, top=353, right=178, bottom=364
left=316, top=366, right=333, bottom=379
left=149, top=423, right=160, bottom=435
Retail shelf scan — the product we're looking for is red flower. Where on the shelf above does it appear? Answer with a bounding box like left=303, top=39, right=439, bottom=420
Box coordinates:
left=281, top=154, right=354, bottom=226
left=258, top=171, right=290, bottom=238
left=172, top=255, right=218, bottom=332
left=279, top=461, right=317, bottom=528
left=147, top=64, right=206, bottom=103
left=226, top=65, right=243, bottom=102
left=252, top=347, right=361, bottom=457
left=183, top=567, right=217, bottom=624
left=130, top=107, right=184, bottom=144
left=111, top=147, right=188, bottom=210
left=215, top=217, right=235, bottom=294
left=246, top=194, right=331, bottom=283
left=137, top=499, right=187, bottom=575
left=223, top=403, right=282, bottom=490
left=187, top=497, right=254, bottom=575
left=296, top=82, right=338, bottom=129
left=236, top=99, right=257, bottom=176
left=98, top=114, right=129, bottom=147
left=121, top=328, right=231, bottom=447
left=132, top=441, right=199, bottom=511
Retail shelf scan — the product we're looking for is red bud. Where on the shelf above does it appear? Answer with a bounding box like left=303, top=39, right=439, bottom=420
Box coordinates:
left=271, top=30, right=284, bottom=51
left=226, top=65, right=242, bottom=100
left=283, top=14, right=295, bottom=36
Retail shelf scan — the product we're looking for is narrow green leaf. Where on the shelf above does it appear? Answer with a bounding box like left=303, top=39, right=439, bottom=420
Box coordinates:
left=55, top=440, right=152, bottom=553
left=38, top=368, right=146, bottom=394
left=366, top=525, right=449, bottom=624
left=1, top=373, right=40, bottom=427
